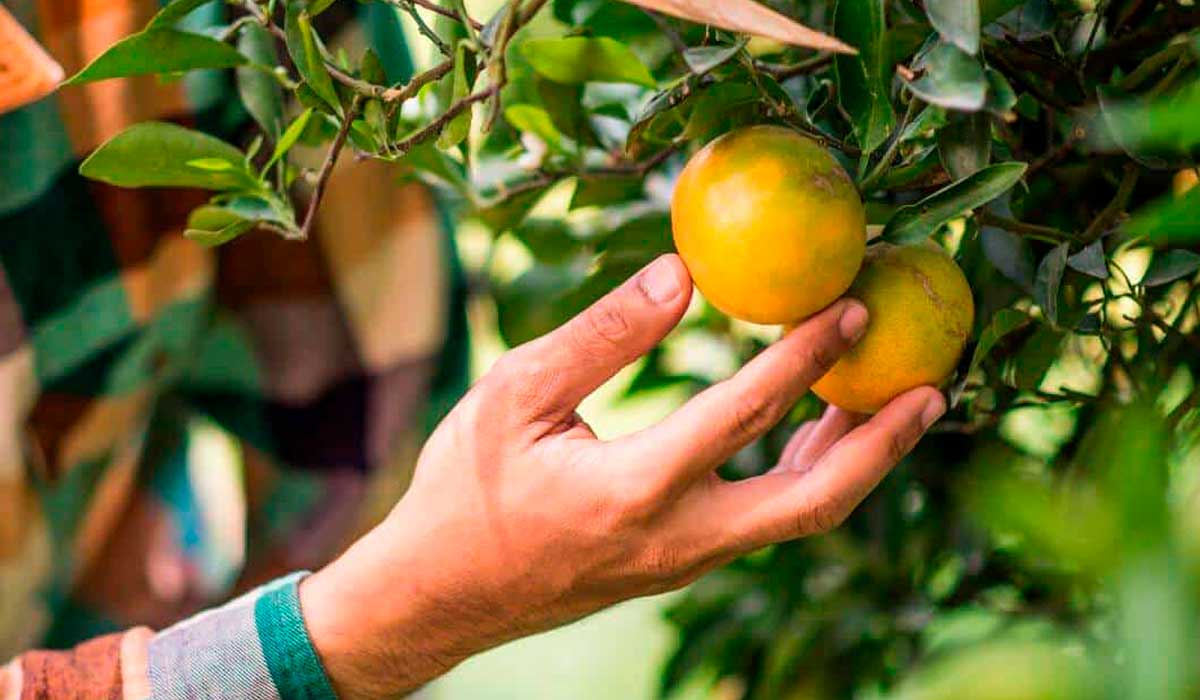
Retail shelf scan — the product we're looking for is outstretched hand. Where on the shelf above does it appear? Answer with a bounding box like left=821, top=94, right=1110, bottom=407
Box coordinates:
left=300, top=254, right=945, bottom=699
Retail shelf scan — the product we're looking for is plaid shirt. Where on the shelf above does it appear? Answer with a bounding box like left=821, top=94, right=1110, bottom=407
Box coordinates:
left=0, top=1, right=467, bottom=697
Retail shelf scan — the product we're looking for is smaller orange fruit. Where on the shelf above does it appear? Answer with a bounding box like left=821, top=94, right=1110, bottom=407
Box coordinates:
left=810, top=242, right=974, bottom=414
left=671, top=125, right=866, bottom=325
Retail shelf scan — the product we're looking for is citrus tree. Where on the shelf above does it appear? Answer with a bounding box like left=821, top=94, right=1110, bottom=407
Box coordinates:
left=68, top=0, right=1200, bottom=698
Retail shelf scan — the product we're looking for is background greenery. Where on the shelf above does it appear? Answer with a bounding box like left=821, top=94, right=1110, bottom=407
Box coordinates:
left=68, top=0, right=1200, bottom=697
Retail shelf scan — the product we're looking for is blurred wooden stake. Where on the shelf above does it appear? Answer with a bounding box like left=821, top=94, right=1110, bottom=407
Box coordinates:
left=0, top=5, right=64, bottom=114
left=617, top=0, right=856, bottom=55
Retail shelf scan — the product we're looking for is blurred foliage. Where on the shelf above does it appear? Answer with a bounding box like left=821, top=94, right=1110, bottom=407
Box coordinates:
left=69, top=0, right=1200, bottom=697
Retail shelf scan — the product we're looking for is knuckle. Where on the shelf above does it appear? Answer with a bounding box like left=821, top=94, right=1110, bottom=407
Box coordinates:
left=728, top=393, right=779, bottom=441
left=802, top=495, right=847, bottom=534
left=800, top=340, right=839, bottom=376
left=490, top=352, right=561, bottom=410
left=639, top=544, right=684, bottom=578
left=572, top=301, right=632, bottom=359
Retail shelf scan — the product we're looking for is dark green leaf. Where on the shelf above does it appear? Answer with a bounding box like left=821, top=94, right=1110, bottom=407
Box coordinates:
left=147, top=0, right=215, bottom=29
left=980, top=0, right=1025, bottom=25
left=906, top=42, right=987, bottom=111
left=927, top=0, right=980, bottom=54
left=237, top=24, right=284, bottom=139
left=1034, top=242, right=1069, bottom=325
left=834, top=0, right=895, bottom=155
left=939, top=112, right=991, bottom=179
left=1141, top=250, right=1200, bottom=287
left=399, top=142, right=469, bottom=194
left=1008, top=324, right=1064, bottom=389
left=1124, top=186, right=1200, bottom=243
left=64, top=29, right=246, bottom=85
left=476, top=187, right=550, bottom=233
left=982, top=225, right=1035, bottom=290
left=969, top=308, right=1031, bottom=372
left=519, top=36, right=655, bottom=87
left=511, top=219, right=584, bottom=264
left=360, top=48, right=387, bottom=85
left=495, top=263, right=587, bottom=346
left=1066, top=240, right=1109, bottom=279
left=537, top=78, right=597, bottom=147
left=80, top=122, right=258, bottom=191
left=571, top=175, right=644, bottom=209
left=882, top=161, right=1026, bottom=243
left=286, top=5, right=340, bottom=112
left=983, top=68, right=1017, bottom=116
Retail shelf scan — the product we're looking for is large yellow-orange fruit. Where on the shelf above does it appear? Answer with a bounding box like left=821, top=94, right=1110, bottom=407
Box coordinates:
left=671, top=125, right=866, bottom=324
left=811, top=243, right=974, bottom=414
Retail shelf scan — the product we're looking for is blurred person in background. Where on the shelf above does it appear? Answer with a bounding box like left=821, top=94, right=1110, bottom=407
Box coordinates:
left=0, top=2, right=944, bottom=698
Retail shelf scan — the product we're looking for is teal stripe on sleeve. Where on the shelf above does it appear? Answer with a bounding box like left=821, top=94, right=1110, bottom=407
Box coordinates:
left=254, top=573, right=339, bottom=700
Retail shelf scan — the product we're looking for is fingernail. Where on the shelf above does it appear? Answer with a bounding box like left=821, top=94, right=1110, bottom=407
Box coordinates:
left=920, top=393, right=947, bottom=429
left=838, top=300, right=869, bottom=342
left=639, top=256, right=682, bottom=304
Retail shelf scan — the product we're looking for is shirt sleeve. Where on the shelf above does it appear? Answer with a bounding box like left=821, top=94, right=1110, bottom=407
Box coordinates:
left=1, top=573, right=336, bottom=700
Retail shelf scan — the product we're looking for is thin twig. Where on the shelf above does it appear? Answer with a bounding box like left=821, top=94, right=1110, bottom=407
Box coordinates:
left=976, top=210, right=1074, bottom=243
left=297, top=97, right=362, bottom=240
left=391, top=0, right=452, bottom=56
left=859, top=97, right=921, bottom=192
left=391, top=87, right=498, bottom=153
left=755, top=54, right=833, bottom=81
left=1082, top=163, right=1138, bottom=241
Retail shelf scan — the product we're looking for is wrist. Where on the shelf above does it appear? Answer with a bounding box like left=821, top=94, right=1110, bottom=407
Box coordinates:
left=298, top=528, right=471, bottom=699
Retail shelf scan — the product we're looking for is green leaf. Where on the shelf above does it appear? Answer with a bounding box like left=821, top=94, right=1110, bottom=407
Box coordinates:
left=64, top=29, right=246, bottom=85
left=571, top=175, right=644, bottom=209
left=237, top=24, right=285, bottom=139
left=476, top=187, right=550, bottom=233
left=906, top=42, right=987, bottom=111
left=926, top=0, right=980, bottom=55
left=286, top=5, right=340, bottom=112
left=980, top=0, right=1025, bottom=25
left=1034, top=243, right=1068, bottom=325
left=147, top=0, right=215, bottom=29
left=536, top=78, right=597, bottom=148
left=982, top=225, right=1035, bottom=291
left=1095, top=83, right=1200, bottom=168
left=186, top=157, right=235, bottom=171
left=184, top=206, right=257, bottom=246
left=80, top=122, right=258, bottom=191
left=438, top=41, right=475, bottom=151
left=1141, top=250, right=1200, bottom=287
left=505, top=104, right=566, bottom=151
left=882, top=161, right=1026, bottom=244
left=969, top=308, right=1030, bottom=373
left=267, top=108, right=315, bottom=169
left=938, top=112, right=991, bottom=180
left=519, top=36, right=655, bottom=87
left=399, top=143, right=470, bottom=194
left=1008, top=324, right=1064, bottom=390
left=1066, top=240, right=1109, bottom=279
left=834, top=0, right=895, bottom=155
left=983, top=68, right=1017, bottom=116
left=683, top=43, right=745, bottom=75
left=1124, top=185, right=1200, bottom=244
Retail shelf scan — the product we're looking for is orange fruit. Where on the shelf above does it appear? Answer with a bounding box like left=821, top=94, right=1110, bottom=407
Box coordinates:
left=811, top=242, right=974, bottom=414
left=671, top=125, right=866, bottom=324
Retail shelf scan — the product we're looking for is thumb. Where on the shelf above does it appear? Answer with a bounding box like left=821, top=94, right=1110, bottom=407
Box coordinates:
left=499, top=254, right=692, bottom=421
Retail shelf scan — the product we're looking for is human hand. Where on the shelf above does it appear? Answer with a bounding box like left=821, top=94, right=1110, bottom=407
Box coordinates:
left=299, top=254, right=945, bottom=699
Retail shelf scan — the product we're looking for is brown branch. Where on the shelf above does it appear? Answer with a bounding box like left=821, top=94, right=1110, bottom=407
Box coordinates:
left=297, top=97, right=362, bottom=240
left=402, top=0, right=484, bottom=30
left=976, top=210, right=1074, bottom=243
left=391, top=87, right=498, bottom=154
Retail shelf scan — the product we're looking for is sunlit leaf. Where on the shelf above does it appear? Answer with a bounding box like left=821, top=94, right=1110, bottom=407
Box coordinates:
left=64, top=29, right=246, bottom=84
left=80, top=122, right=258, bottom=191
left=519, top=36, right=655, bottom=87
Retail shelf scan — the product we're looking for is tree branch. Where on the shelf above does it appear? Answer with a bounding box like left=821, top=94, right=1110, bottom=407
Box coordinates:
left=296, top=97, right=362, bottom=240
